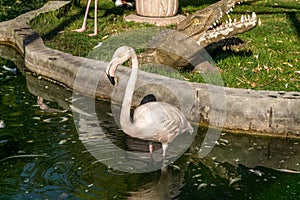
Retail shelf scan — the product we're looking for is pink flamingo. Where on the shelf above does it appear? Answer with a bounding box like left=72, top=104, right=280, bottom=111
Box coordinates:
left=74, top=0, right=134, bottom=37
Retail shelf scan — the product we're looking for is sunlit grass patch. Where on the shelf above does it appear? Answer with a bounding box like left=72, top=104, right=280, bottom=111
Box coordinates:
left=214, top=0, right=300, bottom=91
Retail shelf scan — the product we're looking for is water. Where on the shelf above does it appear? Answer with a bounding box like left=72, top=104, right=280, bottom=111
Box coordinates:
left=0, top=44, right=299, bottom=199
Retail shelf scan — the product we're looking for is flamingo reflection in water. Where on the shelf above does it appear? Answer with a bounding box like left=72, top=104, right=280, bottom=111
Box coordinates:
left=105, top=46, right=194, bottom=158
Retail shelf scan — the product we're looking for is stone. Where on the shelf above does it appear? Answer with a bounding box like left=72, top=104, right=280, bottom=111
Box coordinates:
left=125, top=14, right=186, bottom=26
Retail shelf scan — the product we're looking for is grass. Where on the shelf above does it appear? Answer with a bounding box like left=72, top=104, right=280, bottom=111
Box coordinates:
left=213, top=0, right=300, bottom=91
left=18, top=0, right=300, bottom=91
left=0, top=0, right=49, bottom=22
left=0, top=0, right=50, bottom=68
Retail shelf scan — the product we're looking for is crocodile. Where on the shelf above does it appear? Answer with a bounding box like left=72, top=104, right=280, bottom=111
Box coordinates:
left=177, top=0, right=257, bottom=48
left=140, top=0, right=258, bottom=70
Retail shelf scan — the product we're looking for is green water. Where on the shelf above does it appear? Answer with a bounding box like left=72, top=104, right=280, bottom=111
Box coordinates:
left=0, top=44, right=299, bottom=199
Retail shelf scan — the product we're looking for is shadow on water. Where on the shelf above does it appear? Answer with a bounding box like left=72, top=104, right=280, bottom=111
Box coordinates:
left=0, top=44, right=299, bottom=199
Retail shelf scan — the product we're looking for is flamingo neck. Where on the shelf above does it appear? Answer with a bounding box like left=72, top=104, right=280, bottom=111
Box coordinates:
left=120, top=55, right=140, bottom=136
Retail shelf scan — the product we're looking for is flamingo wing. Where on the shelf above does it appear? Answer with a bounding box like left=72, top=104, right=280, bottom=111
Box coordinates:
left=133, top=102, right=193, bottom=143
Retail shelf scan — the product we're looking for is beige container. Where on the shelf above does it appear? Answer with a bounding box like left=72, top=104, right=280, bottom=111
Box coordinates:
left=136, top=0, right=179, bottom=17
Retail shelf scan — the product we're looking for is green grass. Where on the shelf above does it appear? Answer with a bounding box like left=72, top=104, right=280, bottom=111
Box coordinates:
left=214, top=0, right=300, bottom=91
left=30, top=0, right=154, bottom=57
left=0, top=0, right=49, bottom=22
left=0, top=0, right=50, bottom=68
left=20, top=0, right=300, bottom=91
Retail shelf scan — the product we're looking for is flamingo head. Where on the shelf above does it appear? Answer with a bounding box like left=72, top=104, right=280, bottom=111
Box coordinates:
left=105, top=46, right=136, bottom=86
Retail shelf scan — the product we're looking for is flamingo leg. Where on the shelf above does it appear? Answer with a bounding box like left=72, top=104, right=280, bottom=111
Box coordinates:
left=88, top=0, right=98, bottom=37
left=162, top=143, right=168, bottom=158
left=149, top=142, right=153, bottom=153
left=148, top=142, right=153, bottom=159
left=74, top=0, right=92, bottom=33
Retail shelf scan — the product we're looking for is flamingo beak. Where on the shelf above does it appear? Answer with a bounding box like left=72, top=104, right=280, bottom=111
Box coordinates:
left=107, top=74, right=115, bottom=85
left=106, top=63, right=116, bottom=85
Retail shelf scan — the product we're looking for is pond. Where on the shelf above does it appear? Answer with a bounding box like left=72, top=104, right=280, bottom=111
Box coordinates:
left=0, top=44, right=299, bottom=199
